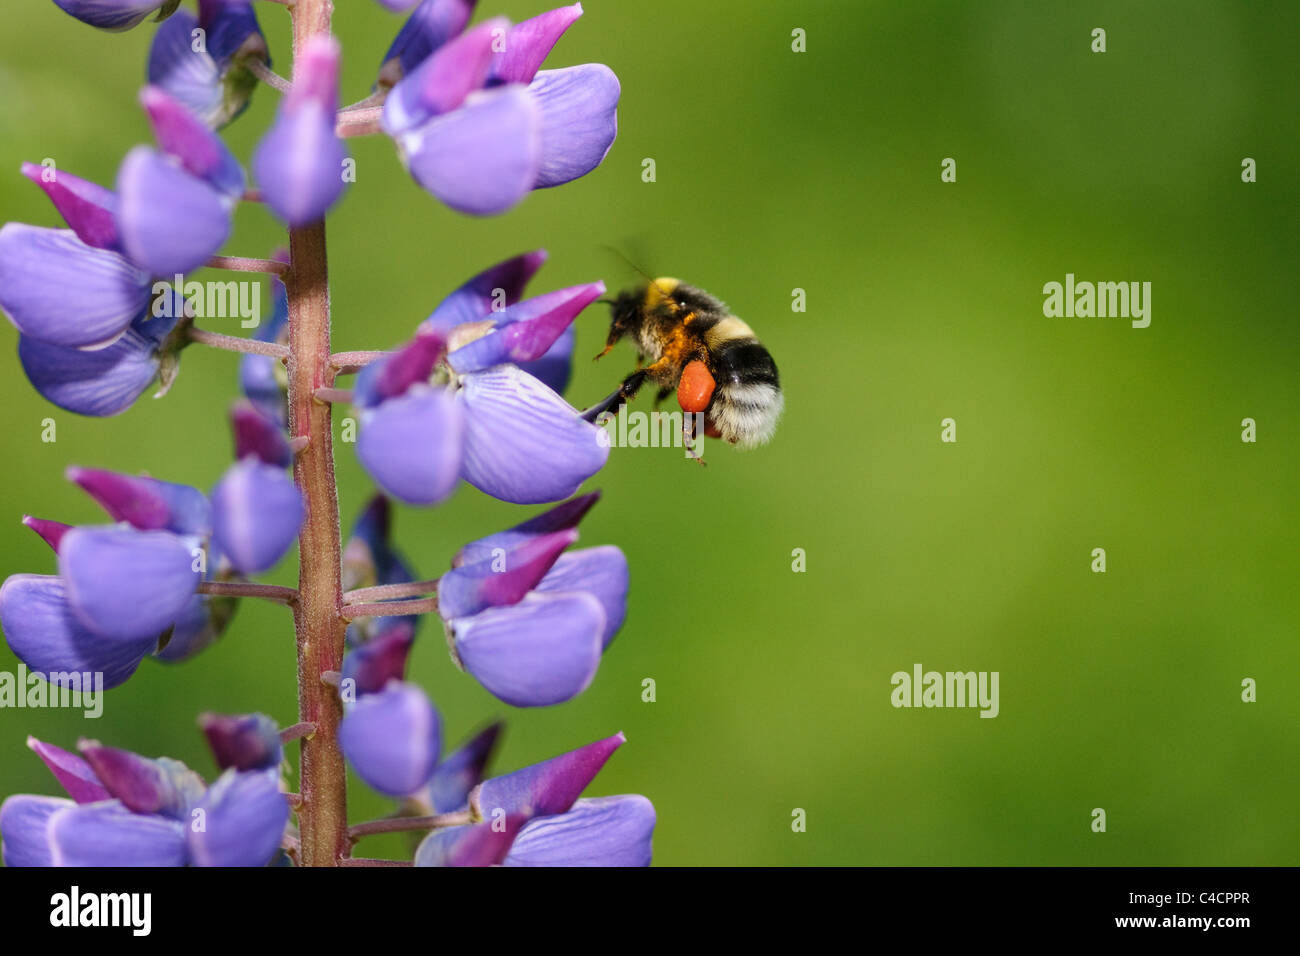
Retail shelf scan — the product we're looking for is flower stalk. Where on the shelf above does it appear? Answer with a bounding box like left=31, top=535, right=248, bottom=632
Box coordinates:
left=287, top=0, right=347, bottom=868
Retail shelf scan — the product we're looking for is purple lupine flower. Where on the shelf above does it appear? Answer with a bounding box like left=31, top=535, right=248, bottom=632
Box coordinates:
left=118, top=86, right=245, bottom=275
left=353, top=269, right=607, bottom=506
left=376, top=0, right=423, bottom=13
left=379, top=3, right=620, bottom=215
left=0, top=735, right=288, bottom=867
left=253, top=35, right=349, bottom=226
left=425, top=720, right=502, bottom=813
left=148, top=1, right=270, bottom=129
left=50, top=0, right=181, bottom=32
left=440, top=494, right=628, bottom=706
left=414, top=732, right=654, bottom=866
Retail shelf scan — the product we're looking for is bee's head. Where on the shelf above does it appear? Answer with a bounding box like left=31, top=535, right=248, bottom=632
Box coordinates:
left=605, top=288, right=644, bottom=345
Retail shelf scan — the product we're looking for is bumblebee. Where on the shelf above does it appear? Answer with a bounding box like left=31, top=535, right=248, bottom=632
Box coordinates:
left=587, top=278, right=783, bottom=448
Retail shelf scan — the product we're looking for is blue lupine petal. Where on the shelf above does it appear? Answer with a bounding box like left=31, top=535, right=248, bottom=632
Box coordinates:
left=0, top=795, right=72, bottom=867
left=0, top=575, right=156, bottom=688
left=21, top=162, right=120, bottom=251
left=376, top=0, right=422, bottom=11
left=148, top=10, right=224, bottom=125
left=27, top=738, right=111, bottom=804
left=339, top=682, right=441, bottom=797
left=458, top=364, right=608, bottom=504
left=454, top=491, right=599, bottom=566
left=18, top=309, right=176, bottom=418
left=187, top=768, right=288, bottom=867
left=502, top=795, right=655, bottom=867
left=382, top=18, right=506, bottom=135
left=535, top=546, right=628, bottom=648
left=0, top=224, right=150, bottom=349
left=425, top=249, right=546, bottom=332
left=238, top=275, right=289, bottom=424
left=414, top=817, right=524, bottom=866
left=378, top=0, right=477, bottom=88
left=198, top=0, right=267, bottom=67
left=51, top=0, right=171, bottom=32
left=471, top=732, right=624, bottom=819
left=253, top=36, right=347, bottom=226
left=447, top=281, right=602, bottom=374
left=530, top=64, right=620, bottom=188
left=397, top=85, right=541, bottom=216
left=438, top=528, right=576, bottom=619
left=200, top=713, right=283, bottom=772
left=451, top=591, right=605, bottom=707
left=140, top=86, right=246, bottom=197
left=116, top=147, right=231, bottom=276
left=358, top=385, right=465, bottom=506
left=59, top=526, right=200, bottom=641
left=47, top=800, right=188, bottom=867
left=428, top=721, right=502, bottom=813
left=490, top=3, right=583, bottom=85
left=516, top=322, right=574, bottom=394
left=210, top=458, right=304, bottom=574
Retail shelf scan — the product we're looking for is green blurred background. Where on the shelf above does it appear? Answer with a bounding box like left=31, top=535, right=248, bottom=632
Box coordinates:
left=1, top=0, right=1297, bottom=865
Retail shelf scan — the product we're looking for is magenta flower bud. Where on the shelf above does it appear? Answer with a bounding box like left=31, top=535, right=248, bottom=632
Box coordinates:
left=253, top=35, right=348, bottom=226
left=453, top=491, right=600, bottom=566
left=425, top=249, right=547, bottom=331
left=471, top=732, right=624, bottom=820
left=20, top=162, right=119, bottom=251
left=199, top=713, right=282, bottom=772
left=139, top=86, right=246, bottom=199
left=341, top=624, right=414, bottom=696
left=26, top=737, right=110, bottom=805
left=446, top=281, right=604, bottom=374
left=66, top=466, right=211, bottom=536
left=489, top=3, right=584, bottom=85
left=231, top=401, right=291, bottom=467
left=414, top=816, right=526, bottom=866
left=354, top=329, right=447, bottom=408
left=76, top=741, right=198, bottom=817
left=438, top=527, right=577, bottom=619
left=21, top=516, right=72, bottom=553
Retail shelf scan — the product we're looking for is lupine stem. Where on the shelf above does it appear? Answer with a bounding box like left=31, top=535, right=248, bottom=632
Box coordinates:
left=279, top=721, right=317, bottom=744
left=348, top=811, right=472, bottom=841
left=206, top=254, right=289, bottom=275
left=330, top=349, right=389, bottom=373
left=336, top=107, right=384, bottom=139
left=338, top=858, right=413, bottom=868
left=287, top=0, right=346, bottom=868
left=187, top=326, right=289, bottom=358
left=341, top=596, right=440, bottom=620
left=248, top=58, right=292, bottom=93
left=344, top=579, right=440, bottom=603
left=197, top=580, right=298, bottom=604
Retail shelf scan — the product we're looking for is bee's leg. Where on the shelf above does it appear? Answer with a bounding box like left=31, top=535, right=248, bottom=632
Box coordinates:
left=580, top=369, right=648, bottom=422
left=652, top=386, right=673, bottom=409
left=683, top=411, right=707, bottom=466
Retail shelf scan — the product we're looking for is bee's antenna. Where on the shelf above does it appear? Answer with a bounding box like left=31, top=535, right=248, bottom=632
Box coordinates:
left=600, top=244, right=680, bottom=313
